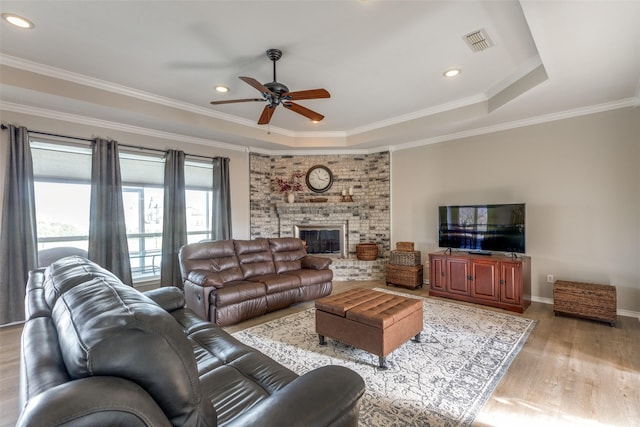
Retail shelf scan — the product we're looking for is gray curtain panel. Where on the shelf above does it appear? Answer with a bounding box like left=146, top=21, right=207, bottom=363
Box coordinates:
left=0, top=125, right=38, bottom=325
left=161, top=149, right=187, bottom=288
left=88, top=138, right=133, bottom=285
left=212, top=157, right=232, bottom=240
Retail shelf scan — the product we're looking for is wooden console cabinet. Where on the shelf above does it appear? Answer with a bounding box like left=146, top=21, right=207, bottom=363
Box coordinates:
left=428, top=251, right=531, bottom=313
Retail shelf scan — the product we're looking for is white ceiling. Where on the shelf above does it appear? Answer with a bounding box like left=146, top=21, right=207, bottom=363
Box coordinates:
left=1, top=1, right=639, bottom=152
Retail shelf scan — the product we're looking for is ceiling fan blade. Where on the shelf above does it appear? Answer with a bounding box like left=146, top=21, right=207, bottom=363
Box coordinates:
left=240, top=76, right=274, bottom=95
left=210, top=98, right=264, bottom=105
left=258, top=105, right=277, bottom=125
left=282, top=88, right=330, bottom=100
left=283, top=102, right=325, bottom=122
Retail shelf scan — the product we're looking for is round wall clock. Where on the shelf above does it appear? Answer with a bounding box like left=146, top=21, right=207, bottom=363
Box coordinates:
left=305, top=165, right=334, bottom=193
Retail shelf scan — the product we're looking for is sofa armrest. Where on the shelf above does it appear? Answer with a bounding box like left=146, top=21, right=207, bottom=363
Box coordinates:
left=17, top=377, right=175, bottom=427
left=225, top=365, right=364, bottom=427
left=187, top=270, right=225, bottom=288
left=301, top=255, right=332, bottom=270
left=144, top=287, right=185, bottom=312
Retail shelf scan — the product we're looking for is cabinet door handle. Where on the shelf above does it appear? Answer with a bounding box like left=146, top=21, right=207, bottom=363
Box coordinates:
left=467, top=275, right=473, bottom=281
left=500, top=279, right=504, bottom=285
left=441, top=272, right=445, bottom=277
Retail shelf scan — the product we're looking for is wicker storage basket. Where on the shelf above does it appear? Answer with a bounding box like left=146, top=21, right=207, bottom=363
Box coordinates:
left=356, top=243, right=378, bottom=260
left=396, top=242, right=414, bottom=252
left=553, top=280, right=617, bottom=326
left=385, top=264, right=423, bottom=289
left=389, top=250, right=421, bottom=266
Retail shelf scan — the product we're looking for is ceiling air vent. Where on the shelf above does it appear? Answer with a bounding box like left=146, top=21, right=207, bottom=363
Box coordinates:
left=463, top=28, right=494, bottom=53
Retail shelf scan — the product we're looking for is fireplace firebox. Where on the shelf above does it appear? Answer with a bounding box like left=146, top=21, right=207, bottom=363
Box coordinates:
left=294, top=223, right=347, bottom=258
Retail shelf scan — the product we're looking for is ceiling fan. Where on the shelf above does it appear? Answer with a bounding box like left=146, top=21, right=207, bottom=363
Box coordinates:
left=210, top=49, right=330, bottom=125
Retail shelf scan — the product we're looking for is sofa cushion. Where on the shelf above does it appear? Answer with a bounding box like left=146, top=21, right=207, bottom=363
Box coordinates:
left=214, top=281, right=266, bottom=307
left=180, top=240, right=244, bottom=283
left=185, top=324, right=298, bottom=426
left=51, top=273, right=216, bottom=426
left=247, top=274, right=300, bottom=294
left=234, top=239, right=276, bottom=278
left=269, top=238, right=306, bottom=273
left=284, top=269, right=334, bottom=287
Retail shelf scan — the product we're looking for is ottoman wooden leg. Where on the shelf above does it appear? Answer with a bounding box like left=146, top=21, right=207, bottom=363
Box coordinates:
left=378, top=356, right=388, bottom=370
left=412, top=332, right=421, bottom=343
left=319, top=335, right=326, bottom=345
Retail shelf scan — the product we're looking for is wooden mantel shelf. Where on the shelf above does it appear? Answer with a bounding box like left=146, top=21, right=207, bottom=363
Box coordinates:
left=275, top=202, right=362, bottom=216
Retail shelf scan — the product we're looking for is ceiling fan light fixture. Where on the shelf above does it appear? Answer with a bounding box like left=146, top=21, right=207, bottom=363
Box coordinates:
left=215, top=85, right=229, bottom=93
left=443, top=68, right=461, bottom=78
left=2, top=13, right=35, bottom=29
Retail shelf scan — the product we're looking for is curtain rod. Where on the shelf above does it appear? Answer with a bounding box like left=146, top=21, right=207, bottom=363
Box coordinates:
left=1, top=124, right=224, bottom=162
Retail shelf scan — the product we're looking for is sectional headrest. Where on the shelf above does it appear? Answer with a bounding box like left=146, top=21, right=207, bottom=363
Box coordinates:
left=52, top=273, right=213, bottom=425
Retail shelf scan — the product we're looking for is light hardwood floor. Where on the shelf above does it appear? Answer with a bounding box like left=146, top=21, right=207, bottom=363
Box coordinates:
left=1, top=280, right=638, bottom=427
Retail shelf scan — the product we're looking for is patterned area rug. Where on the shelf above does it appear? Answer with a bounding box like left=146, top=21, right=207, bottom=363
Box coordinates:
left=232, top=289, right=536, bottom=426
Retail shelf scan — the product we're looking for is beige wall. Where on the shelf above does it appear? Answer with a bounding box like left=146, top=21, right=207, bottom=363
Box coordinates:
left=0, top=110, right=251, bottom=240
left=391, top=107, right=640, bottom=313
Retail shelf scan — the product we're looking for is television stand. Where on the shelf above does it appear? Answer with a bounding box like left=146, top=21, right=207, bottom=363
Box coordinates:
left=429, top=251, right=531, bottom=313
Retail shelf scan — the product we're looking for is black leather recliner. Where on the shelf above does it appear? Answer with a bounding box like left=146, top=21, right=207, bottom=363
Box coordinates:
left=18, top=256, right=365, bottom=426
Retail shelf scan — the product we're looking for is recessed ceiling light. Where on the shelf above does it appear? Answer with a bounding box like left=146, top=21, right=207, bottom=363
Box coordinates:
left=215, top=85, right=229, bottom=93
left=443, top=68, right=461, bottom=78
left=1, top=13, right=35, bottom=29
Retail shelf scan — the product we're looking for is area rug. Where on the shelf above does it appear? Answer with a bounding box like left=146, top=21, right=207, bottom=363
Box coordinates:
left=232, top=289, right=536, bottom=426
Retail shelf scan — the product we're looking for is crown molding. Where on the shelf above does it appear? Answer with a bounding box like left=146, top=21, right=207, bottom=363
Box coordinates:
left=0, top=101, right=249, bottom=153
left=346, top=94, right=487, bottom=137
left=248, top=145, right=389, bottom=156
left=389, top=98, right=638, bottom=152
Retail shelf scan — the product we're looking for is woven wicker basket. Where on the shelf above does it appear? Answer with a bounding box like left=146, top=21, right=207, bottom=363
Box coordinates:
left=389, top=250, right=421, bottom=266
left=386, top=264, right=423, bottom=289
left=356, top=243, right=378, bottom=260
left=396, top=241, right=414, bottom=251
left=553, top=280, right=617, bottom=326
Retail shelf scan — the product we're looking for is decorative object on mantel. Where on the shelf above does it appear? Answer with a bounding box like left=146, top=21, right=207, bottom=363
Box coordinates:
left=356, top=243, right=378, bottom=260
left=309, top=197, right=328, bottom=203
left=340, top=186, right=354, bottom=202
left=273, top=170, right=304, bottom=203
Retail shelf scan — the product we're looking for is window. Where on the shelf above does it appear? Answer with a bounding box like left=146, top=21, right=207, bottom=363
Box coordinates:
left=31, top=139, right=214, bottom=283
left=34, top=181, right=91, bottom=251
left=32, top=140, right=92, bottom=253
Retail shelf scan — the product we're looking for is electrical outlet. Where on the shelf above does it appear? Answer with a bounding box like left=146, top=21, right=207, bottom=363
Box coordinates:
left=547, top=274, right=554, bottom=283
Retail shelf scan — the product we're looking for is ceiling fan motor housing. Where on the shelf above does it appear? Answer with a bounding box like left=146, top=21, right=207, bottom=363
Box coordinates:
left=265, top=81, right=290, bottom=96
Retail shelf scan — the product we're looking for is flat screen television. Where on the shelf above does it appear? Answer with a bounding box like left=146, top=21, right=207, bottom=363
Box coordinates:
left=438, top=203, right=526, bottom=254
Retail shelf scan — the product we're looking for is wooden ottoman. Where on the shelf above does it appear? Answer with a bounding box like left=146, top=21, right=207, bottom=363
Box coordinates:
left=315, top=288, right=423, bottom=369
left=553, top=280, right=617, bottom=326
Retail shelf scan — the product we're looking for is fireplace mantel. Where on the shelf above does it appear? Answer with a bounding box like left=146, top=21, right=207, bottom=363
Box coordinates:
left=275, top=202, right=362, bottom=216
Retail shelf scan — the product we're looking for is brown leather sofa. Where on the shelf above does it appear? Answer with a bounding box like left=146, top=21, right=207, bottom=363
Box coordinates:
left=18, top=256, right=365, bottom=427
left=179, top=238, right=333, bottom=326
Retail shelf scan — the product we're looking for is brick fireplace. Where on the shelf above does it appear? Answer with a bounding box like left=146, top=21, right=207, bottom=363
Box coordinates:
left=249, top=152, right=391, bottom=281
